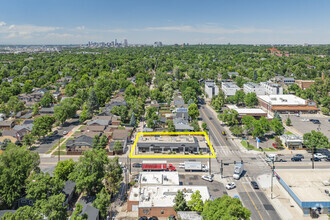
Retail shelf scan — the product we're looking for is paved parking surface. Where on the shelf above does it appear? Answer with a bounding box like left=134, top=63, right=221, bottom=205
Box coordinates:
left=179, top=174, right=226, bottom=199
left=282, top=114, right=330, bottom=138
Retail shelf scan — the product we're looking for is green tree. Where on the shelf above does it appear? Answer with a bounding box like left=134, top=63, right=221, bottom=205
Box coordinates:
left=114, top=141, right=123, bottom=152
left=303, top=130, right=330, bottom=168
left=188, top=103, right=199, bottom=120
left=191, top=120, right=200, bottom=131
left=0, top=146, right=40, bottom=207
left=286, top=117, right=292, bottom=126
left=104, top=157, right=123, bottom=196
left=69, top=149, right=108, bottom=195
left=147, top=118, right=155, bottom=129
left=202, top=195, right=251, bottom=220
left=271, top=118, right=284, bottom=135
left=7, top=96, right=25, bottom=115
left=2, top=205, right=42, bottom=220
left=252, top=120, right=265, bottom=137
left=22, top=80, right=33, bottom=93
left=26, top=172, right=64, bottom=201
left=79, top=102, right=91, bottom=123
left=54, top=158, right=76, bottom=181
left=33, top=103, right=40, bottom=115
left=31, top=115, right=55, bottom=138
left=130, top=112, right=137, bottom=126
left=182, top=87, right=197, bottom=104
left=71, top=203, right=88, bottom=220
left=241, top=115, right=255, bottom=135
left=244, top=92, right=258, bottom=107
left=36, top=193, right=68, bottom=220
left=173, top=190, right=189, bottom=212
left=86, top=88, right=99, bottom=115
left=187, top=190, right=204, bottom=212
left=211, top=92, right=225, bottom=112
left=54, top=98, right=78, bottom=125
left=166, top=119, right=176, bottom=132
left=259, top=116, right=270, bottom=133
left=273, top=110, right=282, bottom=122
left=202, top=122, right=207, bottom=131
left=99, top=135, right=109, bottom=149
left=274, top=136, right=283, bottom=149
left=93, top=188, right=111, bottom=219
left=219, top=110, right=239, bottom=126
left=150, top=88, right=164, bottom=103
left=234, top=90, right=245, bottom=106
left=163, top=83, right=174, bottom=104
left=40, top=92, right=55, bottom=107
left=230, top=125, right=244, bottom=137
left=23, top=133, right=35, bottom=147
left=321, top=107, right=329, bottom=115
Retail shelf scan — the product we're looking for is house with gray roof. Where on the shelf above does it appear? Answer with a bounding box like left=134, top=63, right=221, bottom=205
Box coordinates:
left=0, top=120, right=15, bottom=130
left=77, top=196, right=100, bottom=220
left=87, top=119, right=110, bottom=126
left=39, top=107, right=55, bottom=115
left=173, top=118, right=194, bottom=132
left=62, top=180, right=76, bottom=206
left=66, top=135, right=94, bottom=153
left=13, top=123, right=33, bottom=132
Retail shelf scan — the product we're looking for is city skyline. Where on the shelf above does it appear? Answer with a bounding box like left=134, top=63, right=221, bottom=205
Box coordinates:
left=0, top=0, right=330, bottom=45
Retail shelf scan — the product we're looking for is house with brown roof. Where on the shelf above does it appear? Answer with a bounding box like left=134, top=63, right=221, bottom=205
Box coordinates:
left=0, top=120, right=15, bottom=130
left=80, top=126, right=106, bottom=133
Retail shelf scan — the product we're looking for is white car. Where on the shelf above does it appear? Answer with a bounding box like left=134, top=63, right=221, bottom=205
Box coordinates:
left=314, top=153, right=327, bottom=159
left=63, top=131, right=68, bottom=135
left=226, top=182, right=236, bottom=190
left=201, top=175, right=213, bottom=182
left=302, top=118, right=309, bottom=122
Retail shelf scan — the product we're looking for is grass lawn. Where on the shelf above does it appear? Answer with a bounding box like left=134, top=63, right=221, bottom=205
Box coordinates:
left=46, top=138, right=65, bottom=154
left=241, top=140, right=276, bottom=152
left=285, top=131, right=294, bottom=135
left=52, top=151, right=67, bottom=155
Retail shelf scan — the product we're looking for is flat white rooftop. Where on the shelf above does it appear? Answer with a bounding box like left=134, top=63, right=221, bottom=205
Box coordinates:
left=139, top=172, right=180, bottom=186
left=137, top=185, right=210, bottom=208
left=258, top=94, right=306, bottom=106
left=276, top=169, right=330, bottom=202
left=227, top=105, right=267, bottom=114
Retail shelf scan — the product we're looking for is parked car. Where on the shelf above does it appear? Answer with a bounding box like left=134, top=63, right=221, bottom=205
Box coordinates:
left=132, top=163, right=142, bottom=168
left=63, top=131, right=68, bottom=135
left=291, top=156, right=302, bottom=161
left=149, top=217, right=158, bottom=220
left=311, top=157, right=321, bottom=161
left=312, top=120, right=320, bottom=124
left=52, top=130, right=58, bottom=135
left=201, top=175, right=213, bottom=182
left=251, top=181, right=259, bottom=189
left=222, top=131, right=226, bottom=135
left=314, top=153, right=327, bottom=160
left=138, top=217, right=148, bottom=220
left=302, top=118, right=309, bottom=122
left=226, top=182, right=236, bottom=190
left=294, top=154, right=304, bottom=159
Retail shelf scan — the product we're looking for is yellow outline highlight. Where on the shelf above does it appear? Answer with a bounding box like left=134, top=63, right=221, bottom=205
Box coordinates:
left=129, top=132, right=216, bottom=158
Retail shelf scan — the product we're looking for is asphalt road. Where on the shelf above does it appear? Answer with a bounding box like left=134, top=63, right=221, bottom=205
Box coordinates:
left=199, top=104, right=281, bottom=220
left=32, top=118, right=79, bottom=153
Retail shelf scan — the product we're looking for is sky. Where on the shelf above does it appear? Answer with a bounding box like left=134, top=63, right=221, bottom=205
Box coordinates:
left=0, top=0, right=330, bottom=45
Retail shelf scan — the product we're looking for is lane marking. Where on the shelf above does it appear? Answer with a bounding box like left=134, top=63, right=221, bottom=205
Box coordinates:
left=241, top=182, right=264, bottom=220
left=200, top=108, right=230, bottom=151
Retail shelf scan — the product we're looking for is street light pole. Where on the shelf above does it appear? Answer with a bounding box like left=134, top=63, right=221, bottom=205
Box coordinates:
left=271, top=159, right=275, bottom=199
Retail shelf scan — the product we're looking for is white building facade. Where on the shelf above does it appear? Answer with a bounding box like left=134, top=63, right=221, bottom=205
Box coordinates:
left=205, top=80, right=219, bottom=99
left=260, top=81, right=283, bottom=95
left=243, top=82, right=265, bottom=95
left=221, top=82, right=240, bottom=97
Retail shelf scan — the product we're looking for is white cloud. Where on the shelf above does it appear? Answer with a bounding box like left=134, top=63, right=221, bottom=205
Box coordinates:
left=47, top=33, right=73, bottom=38
left=146, top=25, right=273, bottom=34
left=0, top=21, right=6, bottom=26
left=76, top=26, right=85, bottom=30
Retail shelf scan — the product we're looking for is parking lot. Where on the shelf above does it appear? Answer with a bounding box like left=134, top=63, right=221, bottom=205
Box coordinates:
left=179, top=174, right=226, bottom=199
left=282, top=114, right=330, bottom=138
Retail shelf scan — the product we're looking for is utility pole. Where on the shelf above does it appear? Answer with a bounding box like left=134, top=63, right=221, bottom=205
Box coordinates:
left=220, top=160, right=223, bottom=179
left=271, top=159, right=275, bottom=199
